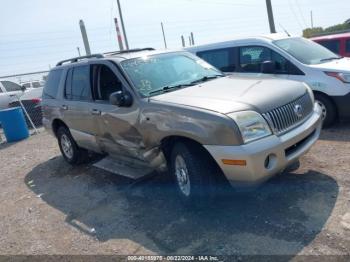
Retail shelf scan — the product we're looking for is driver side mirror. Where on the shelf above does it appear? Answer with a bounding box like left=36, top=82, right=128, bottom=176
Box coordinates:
left=261, top=61, right=276, bottom=74
left=20, top=85, right=27, bottom=92
left=109, top=90, right=133, bottom=107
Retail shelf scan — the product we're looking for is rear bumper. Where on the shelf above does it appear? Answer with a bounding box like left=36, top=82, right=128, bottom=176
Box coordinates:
left=204, top=104, right=323, bottom=188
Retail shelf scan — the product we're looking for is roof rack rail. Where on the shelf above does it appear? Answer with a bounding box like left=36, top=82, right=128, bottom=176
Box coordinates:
left=104, top=48, right=155, bottom=56
left=56, top=54, right=104, bottom=66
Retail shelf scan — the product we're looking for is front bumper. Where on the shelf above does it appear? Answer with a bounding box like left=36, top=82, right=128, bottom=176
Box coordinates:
left=204, top=104, right=323, bottom=187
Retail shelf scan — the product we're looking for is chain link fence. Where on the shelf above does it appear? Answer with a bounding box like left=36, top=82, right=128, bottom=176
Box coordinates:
left=0, top=71, right=48, bottom=143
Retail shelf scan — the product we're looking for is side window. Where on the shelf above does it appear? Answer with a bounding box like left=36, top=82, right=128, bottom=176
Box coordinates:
left=43, top=69, right=63, bottom=99
left=271, top=51, right=289, bottom=74
left=23, top=83, right=31, bottom=89
left=69, top=65, right=92, bottom=101
left=96, top=65, right=122, bottom=101
left=239, top=46, right=271, bottom=73
left=1, top=81, right=22, bottom=92
left=346, top=40, right=350, bottom=53
left=64, top=68, right=73, bottom=100
left=197, top=48, right=235, bottom=72
left=318, top=40, right=340, bottom=54
left=32, top=82, right=41, bottom=88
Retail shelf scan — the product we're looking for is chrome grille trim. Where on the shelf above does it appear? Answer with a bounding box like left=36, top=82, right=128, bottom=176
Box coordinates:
left=263, top=93, right=313, bottom=135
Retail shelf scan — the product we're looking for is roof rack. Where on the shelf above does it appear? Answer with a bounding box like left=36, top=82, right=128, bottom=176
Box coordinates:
left=104, top=48, right=155, bottom=56
left=56, top=54, right=104, bottom=66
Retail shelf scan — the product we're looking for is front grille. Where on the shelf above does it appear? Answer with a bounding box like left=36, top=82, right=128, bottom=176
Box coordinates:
left=263, top=93, right=313, bottom=135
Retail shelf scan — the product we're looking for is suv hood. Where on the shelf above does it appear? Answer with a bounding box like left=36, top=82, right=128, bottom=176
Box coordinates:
left=151, top=76, right=306, bottom=114
left=310, top=57, right=350, bottom=72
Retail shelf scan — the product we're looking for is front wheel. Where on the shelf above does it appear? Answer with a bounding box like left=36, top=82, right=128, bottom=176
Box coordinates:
left=315, top=94, right=336, bottom=128
left=170, top=142, right=217, bottom=207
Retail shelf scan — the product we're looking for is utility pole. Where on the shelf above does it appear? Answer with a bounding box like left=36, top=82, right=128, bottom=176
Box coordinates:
left=310, top=10, right=314, bottom=28
left=265, top=0, right=276, bottom=33
left=161, top=22, right=167, bottom=49
left=77, top=47, right=81, bottom=57
left=116, top=0, right=129, bottom=50
left=79, top=20, right=91, bottom=55
left=181, top=35, right=185, bottom=47
left=190, top=32, right=195, bottom=45
left=114, top=18, right=124, bottom=51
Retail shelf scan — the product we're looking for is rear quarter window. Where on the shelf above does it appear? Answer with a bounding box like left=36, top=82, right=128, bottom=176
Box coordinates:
left=43, top=69, right=63, bottom=99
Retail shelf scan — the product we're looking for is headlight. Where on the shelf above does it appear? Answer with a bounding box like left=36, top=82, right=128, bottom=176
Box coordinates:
left=228, top=111, right=272, bottom=144
left=325, top=72, right=350, bottom=83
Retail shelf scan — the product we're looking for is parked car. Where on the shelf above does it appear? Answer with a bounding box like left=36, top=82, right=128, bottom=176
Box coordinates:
left=42, top=49, right=322, bottom=206
left=9, top=87, right=43, bottom=127
left=21, top=80, right=45, bottom=89
left=187, top=34, right=350, bottom=127
left=0, top=80, right=25, bottom=109
left=311, top=32, right=350, bottom=57
left=0, top=80, right=43, bottom=109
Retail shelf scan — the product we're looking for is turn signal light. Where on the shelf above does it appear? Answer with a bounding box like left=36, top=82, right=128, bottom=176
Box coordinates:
left=222, top=159, right=247, bottom=166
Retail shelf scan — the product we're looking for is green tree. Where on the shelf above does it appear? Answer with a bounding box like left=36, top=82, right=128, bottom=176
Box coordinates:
left=303, top=22, right=350, bottom=38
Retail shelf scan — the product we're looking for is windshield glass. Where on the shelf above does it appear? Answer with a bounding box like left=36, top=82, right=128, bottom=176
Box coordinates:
left=274, top=37, right=340, bottom=65
left=121, top=52, right=223, bottom=97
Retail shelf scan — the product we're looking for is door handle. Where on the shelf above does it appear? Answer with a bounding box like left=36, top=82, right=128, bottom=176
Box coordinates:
left=91, top=109, right=101, bottom=115
left=61, top=105, right=68, bottom=110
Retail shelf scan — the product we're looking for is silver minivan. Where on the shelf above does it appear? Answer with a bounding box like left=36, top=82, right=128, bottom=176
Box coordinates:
left=187, top=33, right=350, bottom=127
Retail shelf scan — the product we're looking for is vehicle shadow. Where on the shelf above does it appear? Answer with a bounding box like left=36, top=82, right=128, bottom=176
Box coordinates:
left=319, top=122, right=350, bottom=142
left=25, top=156, right=338, bottom=256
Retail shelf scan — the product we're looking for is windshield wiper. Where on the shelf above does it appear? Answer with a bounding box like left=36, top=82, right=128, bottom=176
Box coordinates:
left=148, top=75, right=224, bottom=96
left=320, top=56, right=343, bottom=62
left=189, top=74, right=224, bottom=85
left=149, top=83, right=194, bottom=95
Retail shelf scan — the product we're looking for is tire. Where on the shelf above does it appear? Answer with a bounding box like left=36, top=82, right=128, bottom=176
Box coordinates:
left=285, top=160, right=300, bottom=173
left=315, top=94, right=336, bottom=128
left=57, top=126, right=88, bottom=165
left=170, top=142, right=217, bottom=208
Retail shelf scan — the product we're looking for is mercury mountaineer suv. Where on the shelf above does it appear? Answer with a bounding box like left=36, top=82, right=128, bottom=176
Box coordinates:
left=42, top=49, right=323, bottom=206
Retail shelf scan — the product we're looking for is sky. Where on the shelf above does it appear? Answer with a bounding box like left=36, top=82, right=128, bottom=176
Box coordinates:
left=0, top=0, right=349, bottom=79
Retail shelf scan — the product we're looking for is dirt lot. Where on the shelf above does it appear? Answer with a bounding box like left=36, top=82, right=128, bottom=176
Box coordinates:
left=0, top=124, right=349, bottom=257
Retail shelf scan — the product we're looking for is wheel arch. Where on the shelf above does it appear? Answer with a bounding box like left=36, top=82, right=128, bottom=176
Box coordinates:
left=313, top=91, right=339, bottom=118
left=52, top=119, right=69, bottom=137
left=160, top=136, right=205, bottom=159
left=160, top=135, right=230, bottom=188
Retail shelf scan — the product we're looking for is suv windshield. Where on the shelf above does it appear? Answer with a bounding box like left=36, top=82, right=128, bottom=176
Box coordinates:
left=274, top=37, right=341, bottom=65
left=121, top=52, right=223, bottom=97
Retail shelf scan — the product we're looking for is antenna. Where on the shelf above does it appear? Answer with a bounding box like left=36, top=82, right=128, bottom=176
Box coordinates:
left=279, top=23, right=291, bottom=37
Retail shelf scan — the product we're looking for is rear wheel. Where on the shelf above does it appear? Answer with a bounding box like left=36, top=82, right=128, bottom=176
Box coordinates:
left=57, top=126, right=88, bottom=165
left=170, top=142, right=218, bottom=208
left=315, top=94, right=336, bottom=128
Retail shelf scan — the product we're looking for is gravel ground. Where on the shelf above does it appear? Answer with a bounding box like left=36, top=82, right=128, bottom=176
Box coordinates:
left=0, top=124, right=349, bottom=257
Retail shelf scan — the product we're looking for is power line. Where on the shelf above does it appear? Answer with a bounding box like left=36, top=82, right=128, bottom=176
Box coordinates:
left=287, top=0, right=304, bottom=31
left=294, top=0, right=308, bottom=27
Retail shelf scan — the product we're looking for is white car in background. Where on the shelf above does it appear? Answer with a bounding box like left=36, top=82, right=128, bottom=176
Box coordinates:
left=187, top=34, right=350, bottom=127
left=22, top=80, right=45, bottom=89
left=0, top=80, right=43, bottom=109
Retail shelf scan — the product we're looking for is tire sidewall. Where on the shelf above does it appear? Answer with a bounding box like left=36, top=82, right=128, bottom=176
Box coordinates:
left=57, top=127, right=80, bottom=164
left=170, top=143, right=214, bottom=207
left=315, top=94, right=336, bottom=127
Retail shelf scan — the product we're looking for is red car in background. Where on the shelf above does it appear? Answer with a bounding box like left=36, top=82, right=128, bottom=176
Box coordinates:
left=311, top=32, right=350, bottom=57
